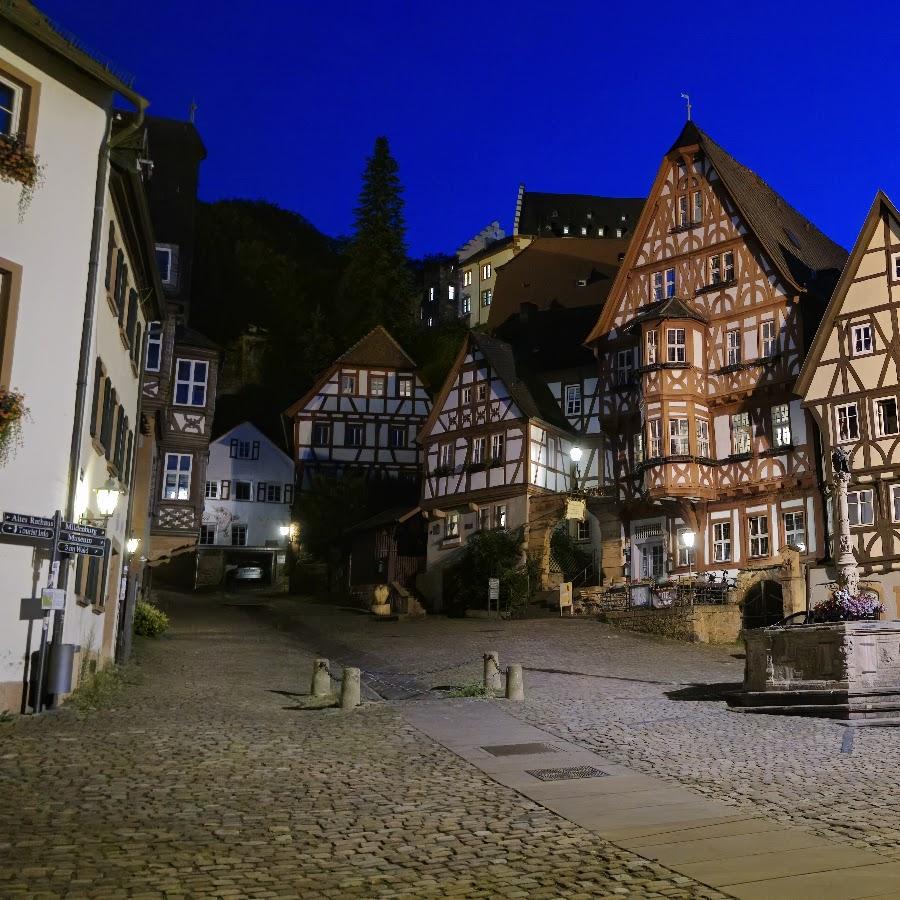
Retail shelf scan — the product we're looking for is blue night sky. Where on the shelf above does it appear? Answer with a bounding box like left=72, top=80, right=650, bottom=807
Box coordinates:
left=37, top=0, right=900, bottom=259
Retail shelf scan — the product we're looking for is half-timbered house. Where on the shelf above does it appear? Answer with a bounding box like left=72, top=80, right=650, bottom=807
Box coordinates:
left=287, top=326, right=431, bottom=489
left=797, top=191, right=900, bottom=616
left=417, top=330, right=602, bottom=609
left=584, top=122, right=847, bottom=596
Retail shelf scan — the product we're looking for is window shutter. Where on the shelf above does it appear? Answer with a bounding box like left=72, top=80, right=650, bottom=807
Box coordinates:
left=89, top=358, right=103, bottom=437
left=124, top=429, right=133, bottom=487
left=252, top=441, right=260, bottom=460
left=101, top=382, right=115, bottom=457
left=87, top=556, right=99, bottom=602
left=75, top=553, right=85, bottom=596
left=114, top=407, right=126, bottom=471
left=229, top=439, right=238, bottom=458
left=114, top=250, right=125, bottom=314
left=97, top=554, right=110, bottom=609
left=221, top=480, right=231, bottom=499
left=132, top=322, right=142, bottom=368
left=105, top=223, right=116, bottom=291
left=117, top=263, right=129, bottom=324
left=126, top=289, right=138, bottom=342
left=284, top=484, right=294, bottom=505
left=257, top=482, right=267, bottom=502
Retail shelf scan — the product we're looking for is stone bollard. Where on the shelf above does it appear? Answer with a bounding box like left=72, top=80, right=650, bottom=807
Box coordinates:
left=311, top=658, right=331, bottom=697
left=483, top=651, right=502, bottom=694
left=505, top=664, right=525, bottom=702
left=340, top=667, right=361, bottom=710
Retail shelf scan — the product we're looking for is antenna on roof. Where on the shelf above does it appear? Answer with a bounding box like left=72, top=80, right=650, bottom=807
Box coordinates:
left=189, top=98, right=198, bottom=124
left=680, top=92, right=692, bottom=121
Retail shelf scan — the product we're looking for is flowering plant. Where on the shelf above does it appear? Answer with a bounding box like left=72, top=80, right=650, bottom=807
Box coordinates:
left=812, top=587, right=883, bottom=622
left=0, top=388, right=29, bottom=466
left=0, top=132, right=44, bottom=219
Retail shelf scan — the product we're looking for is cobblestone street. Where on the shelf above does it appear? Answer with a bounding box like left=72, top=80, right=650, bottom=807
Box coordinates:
left=0, top=592, right=723, bottom=899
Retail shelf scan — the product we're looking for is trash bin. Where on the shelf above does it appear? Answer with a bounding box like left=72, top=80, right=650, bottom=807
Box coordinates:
left=47, top=642, right=79, bottom=696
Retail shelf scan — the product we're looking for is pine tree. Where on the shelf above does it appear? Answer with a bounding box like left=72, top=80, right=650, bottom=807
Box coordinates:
left=340, top=136, right=415, bottom=338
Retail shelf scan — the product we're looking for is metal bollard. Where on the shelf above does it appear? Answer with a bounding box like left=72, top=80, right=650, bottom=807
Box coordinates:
left=483, top=651, right=501, bottom=694
left=505, top=664, right=524, bottom=701
left=340, top=667, right=361, bottom=710
left=311, top=658, right=331, bottom=697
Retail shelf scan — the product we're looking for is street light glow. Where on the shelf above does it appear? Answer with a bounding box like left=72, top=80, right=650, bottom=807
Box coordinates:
left=126, top=537, right=140, bottom=555
left=95, top=478, right=121, bottom=518
left=569, top=446, right=583, bottom=463
left=681, top=530, right=695, bottom=548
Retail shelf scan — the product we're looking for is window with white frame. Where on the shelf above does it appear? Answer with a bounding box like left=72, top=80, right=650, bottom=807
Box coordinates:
left=234, top=480, right=252, bottom=501
left=448, top=285, right=455, bottom=300
left=615, top=227, right=623, bottom=237
left=723, top=250, right=734, bottom=282
left=648, top=417, right=662, bottom=457
left=562, top=225, right=570, bottom=235
left=772, top=403, right=792, bottom=447
left=312, top=422, right=330, bottom=446
left=576, top=519, right=591, bottom=541
left=231, top=523, right=248, bottom=546
left=640, top=543, right=665, bottom=578
left=646, top=329, right=658, bottom=364
left=891, top=484, right=900, bottom=522
left=708, top=254, right=722, bottom=285
left=162, top=453, right=191, bottom=500
left=669, top=417, right=689, bottom=455
left=893, top=253, right=900, bottom=282
left=580, top=226, right=587, bottom=236
left=146, top=321, right=162, bottom=372
left=565, top=384, right=582, bottom=415
left=481, top=262, right=492, bottom=279
left=439, top=443, right=453, bottom=469
left=634, top=432, right=644, bottom=464
left=481, top=289, right=492, bottom=307
left=875, top=397, right=899, bottom=437
left=266, top=484, right=283, bottom=503
left=205, top=480, right=218, bottom=499
left=477, top=383, right=488, bottom=401
left=462, top=386, right=472, bottom=404
left=652, top=271, right=664, bottom=301
left=199, top=524, right=216, bottom=545
left=731, top=412, right=751, bottom=455
left=344, top=423, right=364, bottom=447
left=726, top=329, right=741, bottom=366
left=713, top=522, right=732, bottom=561
left=784, top=511, right=806, bottom=548
left=748, top=515, right=769, bottom=557
left=597, top=226, right=605, bottom=236
left=389, top=425, right=407, bottom=448
left=398, top=376, right=413, bottom=397
left=461, top=295, right=471, bottom=315
left=369, top=375, right=386, bottom=396
left=696, top=418, right=710, bottom=457
left=494, top=504, right=507, bottom=529
left=616, top=349, right=633, bottom=385
left=463, top=270, right=472, bottom=287
left=155, top=244, right=176, bottom=286
left=471, top=436, right=485, bottom=464
left=667, top=328, right=686, bottom=363
left=174, top=359, right=208, bottom=406
left=760, top=320, right=777, bottom=357
left=0, top=74, right=22, bottom=137
left=677, top=527, right=695, bottom=567
left=836, top=403, right=860, bottom=442
left=340, top=372, right=357, bottom=394
left=852, top=323, right=873, bottom=356
left=665, top=267, right=676, bottom=298
left=848, top=489, right=874, bottom=526
left=490, top=432, right=504, bottom=462
left=692, top=190, right=703, bottom=223
left=678, top=195, right=689, bottom=226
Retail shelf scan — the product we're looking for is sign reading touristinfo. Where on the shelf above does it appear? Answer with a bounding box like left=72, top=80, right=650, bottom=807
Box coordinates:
left=1, top=511, right=108, bottom=558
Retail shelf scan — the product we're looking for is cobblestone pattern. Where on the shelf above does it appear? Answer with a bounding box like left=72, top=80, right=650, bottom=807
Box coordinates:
left=270, top=601, right=900, bottom=861
left=0, top=593, right=722, bottom=899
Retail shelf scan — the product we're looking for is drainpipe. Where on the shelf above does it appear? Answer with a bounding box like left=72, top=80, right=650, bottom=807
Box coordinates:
left=53, top=96, right=149, bottom=647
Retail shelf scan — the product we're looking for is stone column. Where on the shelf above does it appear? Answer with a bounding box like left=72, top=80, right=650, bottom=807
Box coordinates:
left=833, top=468, right=860, bottom=596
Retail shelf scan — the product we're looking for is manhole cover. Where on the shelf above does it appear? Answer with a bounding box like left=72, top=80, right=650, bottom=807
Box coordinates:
left=481, top=742, right=558, bottom=757
left=527, top=765, right=610, bottom=781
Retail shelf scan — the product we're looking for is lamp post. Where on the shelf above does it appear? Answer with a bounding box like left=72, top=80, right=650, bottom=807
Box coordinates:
left=681, top=529, right=696, bottom=580
left=569, top=445, right=583, bottom=486
left=93, top=478, right=121, bottom=524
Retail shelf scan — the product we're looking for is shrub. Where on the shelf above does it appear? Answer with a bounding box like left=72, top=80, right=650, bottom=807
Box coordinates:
left=68, top=665, right=125, bottom=713
left=134, top=601, right=169, bottom=637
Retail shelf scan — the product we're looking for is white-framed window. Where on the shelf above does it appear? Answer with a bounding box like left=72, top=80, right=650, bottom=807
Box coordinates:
left=726, top=329, right=741, bottom=366
left=477, top=384, right=488, bottom=401
left=615, top=227, right=623, bottom=238
left=145, top=321, right=162, bottom=372
left=162, top=453, right=191, bottom=500
left=848, top=489, right=874, bottom=526
left=669, top=417, right=690, bottom=455
left=836, top=403, right=860, bottom=443
left=481, top=289, right=492, bottom=307
left=692, top=190, right=703, bottom=223
left=665, top=267, right=676, bottom=298
left=893, top=253, right=900, bottom=282
left=580, top=226, right=587, bottom=236
left=598, top=226, right=605, bottom=237
left=731, top=412, right=751, bottom=455
left=174, top=359, right=208, bottom=406
left=155, top=244, right=175, bottom=286
left=784, top=511, right=806, bottom=548
left=491, top=432, right=504, bottom=461
left=646, top=329, right=658, bottom=364
left=648, top=417, right=662, bottom=457
left=652, top=271, right=664, bottom=301
left=205, top=480, right=218, bottom=499
left=640, top=543, right=665, bottom=578
left=462, top=386, right=472, bottom=404
left=481, top=262, right=492, bottom=279
left=852, top=323, right=873, bottom=356
left=494, top=504, right=507, bottom=529
left=709, top=254, right=721, bottom=285
left=398, top=376, right=413, bottom=397
left=723, top=250, right=734, bottom=282
left=471, top=436, right=485, bottom=464
left=678, top=195, right=688, bottom=227
left=565, top=384, right=582, bottom=416
left=234, top=480, right=252, bottom=501
left=389, top=425, right=407, bottom=448
left=312, top=422, right=330, bottom=446
left=340, top=372, right=357, bottom=394
left=748, top=515, right=769, bottom=558
left=677, top=527, right=695, bottom=567
left=562, top=225, right=570, bottom=235
left=576, top=519, right=591, bottom=541
left=891, top=485, right=900, bottom=522
left=266, top=484, right=283, bottom=503
left=633, top=432, right=644, bottom=464
left=667, top=328, right=686, bottom=363
left=369, top=375, right=386, bottom=396
left=463, top=270, right=472, bottom=287
left=199, top=524, right=216, bottom=545
left=478, top=507, right=490, bottom=530
left=448, top=285, right=455, bottom=300
left=439, top=443, right=453, bottom=469
left=696, top=418, right=710, bottom=457
left=760, top=320, right=777, bottom=357
left=461, top=295, right=471, bottom=315
left=713, top=522, right=731, bottom=562
left=231, top=523, right=248, bottom=546
left=616, top=349, right=633, bottom=386
left=344, top=423, right=364, bottom=447
left=772, top=403, right=792, bottom=447
left=0, top=74, right=22, bottom=137
left=445, top=512, right=460, bottom=540
left=875, top=397, right=899, bottom=437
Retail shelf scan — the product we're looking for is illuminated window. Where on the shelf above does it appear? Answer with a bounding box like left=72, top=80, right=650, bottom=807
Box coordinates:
left=162, top=453, right=191, bottom=500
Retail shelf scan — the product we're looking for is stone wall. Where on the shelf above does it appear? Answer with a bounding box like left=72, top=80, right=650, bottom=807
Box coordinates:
left=601, top=604, right=742, bottom=644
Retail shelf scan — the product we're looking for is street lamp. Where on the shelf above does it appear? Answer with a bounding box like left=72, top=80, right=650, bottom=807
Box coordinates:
left=681, top=529, right=696, bottom=580
left=279, top=525, right=290, bottom=538
left=569, top=445, right=583, bottom=487
left=126, top=537, right=140, bottom=555
left=95, top=478, right=121, bottom=520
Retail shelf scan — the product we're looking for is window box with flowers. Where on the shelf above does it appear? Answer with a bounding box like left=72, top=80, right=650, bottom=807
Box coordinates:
left=0, top=132, right=43, bottom=219
left=0, top=388, right=29, bottom=466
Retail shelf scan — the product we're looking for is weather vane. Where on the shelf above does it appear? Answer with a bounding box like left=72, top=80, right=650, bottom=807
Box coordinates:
left=680, top=92, right=692, bottom=121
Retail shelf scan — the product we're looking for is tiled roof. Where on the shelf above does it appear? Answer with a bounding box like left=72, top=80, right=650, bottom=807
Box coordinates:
left=175, top=324, right=220, bottom=352
left=627, top=296, right=708, bottom=328
left=516, top=192, right=645, bottom=239
left=336, top=325, right=418, bottom=369
left=493, top=306, right=600, bottom=372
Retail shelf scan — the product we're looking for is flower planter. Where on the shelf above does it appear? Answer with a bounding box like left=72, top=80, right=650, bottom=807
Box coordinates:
left=0, top=133, right=42, bottom=219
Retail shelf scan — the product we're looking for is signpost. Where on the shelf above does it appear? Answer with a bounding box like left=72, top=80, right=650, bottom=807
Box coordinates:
left=1, top=508, right=108, bottom=713
left=488, top=577, right=500, bottom=616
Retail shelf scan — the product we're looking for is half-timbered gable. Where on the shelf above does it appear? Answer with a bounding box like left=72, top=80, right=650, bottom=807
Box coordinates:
left=286, top=326, right=431, bottom=489
left=798, top=192, right=900, bottom=610
left=584, top=122, right=847, bottom=583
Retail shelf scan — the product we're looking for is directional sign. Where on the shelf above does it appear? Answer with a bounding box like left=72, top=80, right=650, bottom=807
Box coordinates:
left=59, top=530, right=106, bottom=548
left=1, top=522, right=53, bottom=540
left=3, top=511, right=53, bottom=528
left=488, top=578, right=500, bottom=600
left=62, top=521, right=105, bottom=538
left=57, top=540, right=106, bottom=558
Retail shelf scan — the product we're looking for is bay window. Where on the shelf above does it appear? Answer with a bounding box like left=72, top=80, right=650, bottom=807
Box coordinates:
left=174, top=359, right=208, bottom=406
left=162, top=453, right=191, bottom=500
left=666, top=328, right=686, bottom=363
left=669, top=417, right=689, bottom=455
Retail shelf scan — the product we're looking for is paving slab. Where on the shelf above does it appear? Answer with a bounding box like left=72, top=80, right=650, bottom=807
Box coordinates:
left=721, top=861, right=900, bottom=899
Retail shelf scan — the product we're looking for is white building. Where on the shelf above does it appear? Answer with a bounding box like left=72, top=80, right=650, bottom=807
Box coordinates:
left=196, top=422, right=294, bottom=588
left=0, top=3, right=161, bottom=712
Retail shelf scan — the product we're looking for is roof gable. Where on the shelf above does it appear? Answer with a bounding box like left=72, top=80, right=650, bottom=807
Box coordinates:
left=212, top=420, right=292, bottom=463
left=336, top=325, right=418, bottom=369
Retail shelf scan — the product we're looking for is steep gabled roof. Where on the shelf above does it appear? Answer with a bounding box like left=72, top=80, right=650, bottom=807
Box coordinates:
left=516, top=192, right=645, bottom=238
left=493, top=306, right=599, bottom=373
left=796, top=190, right=899, bottom=396
left=211, top=419, right=292, bottom=462
left=335, top=325, right=418, bottom=369
left=585, top=122, right=847, bottom=345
